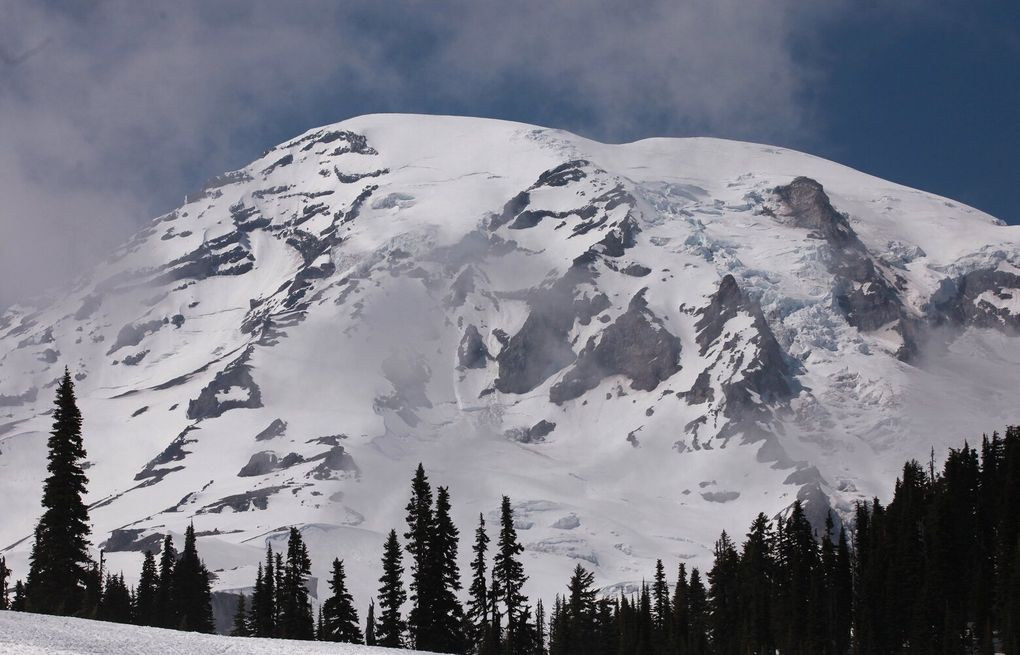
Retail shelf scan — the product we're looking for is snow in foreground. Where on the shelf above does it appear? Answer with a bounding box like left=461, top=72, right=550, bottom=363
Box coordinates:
left=0, top=611, right=418, bottom=655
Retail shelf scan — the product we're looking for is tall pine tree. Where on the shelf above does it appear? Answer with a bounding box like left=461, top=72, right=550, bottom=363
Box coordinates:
left=321, top=558, right=362, bottom=643
left=404, top=463, right=436, bottom=649
left=230, top=593, right=251, bottom=636
left=0, top=556, right=10, bottom=610
left=430, top=485, right=466, bottom=653
left=134, top=550, right=159, bottom=626
left=493, top=495, right=529, bottom=655
left=171, top=524, right=214, bottom=633
left=278, top=528, right=314, bottom=639
left=377, top=529, right=407, bottom=648
left=467, top=513, right=491, bottom=652
left=25, top=369, right=93, bottom=617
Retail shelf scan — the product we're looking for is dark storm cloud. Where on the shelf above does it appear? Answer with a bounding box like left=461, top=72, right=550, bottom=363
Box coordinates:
left=0, top=0, right=839, bottom=308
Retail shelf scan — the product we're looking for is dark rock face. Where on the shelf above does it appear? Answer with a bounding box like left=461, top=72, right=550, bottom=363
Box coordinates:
left=550, top=289, right=681, bottom=403
left=929, top=268, right=1020, bottom=332
left=155, top=231, right=254, bottom=285
left=774, top=177, right=918, bottom=359
left=310, top=445, right=359, bottom=480
left=458, top=325, right=490, bottom=369
left=686, top=275, right=799, bottom=444
left=199, top=486, right=285, bottom=513
left=505, top=419, right=557, bottom=443
left=107, top=320, right=164, bottom=355
left=238, top=451, right=280, bottom=477
left=254, top=418, right=287, bottom=441
left=135, top=425, right=200, bottom=482
left=495, top=310, right=576, bottom=393
left=101, top=528, right=164, bottom=553
left=187, top=348, right=263, bottom=420
left=293, top=129, right=377, bottom=155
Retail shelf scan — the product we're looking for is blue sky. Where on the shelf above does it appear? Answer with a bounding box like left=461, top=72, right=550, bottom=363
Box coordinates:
left=0, top=1, right=1017, bottom=306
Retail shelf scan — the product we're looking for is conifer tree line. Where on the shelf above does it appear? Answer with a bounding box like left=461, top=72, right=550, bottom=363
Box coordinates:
left=1, top=370, right=216, bottom=631
left=3, top=369, right=1020, bottom=654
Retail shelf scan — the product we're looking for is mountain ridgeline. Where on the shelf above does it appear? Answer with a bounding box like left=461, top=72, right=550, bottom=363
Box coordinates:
left=1, top=114, right=1019, bottom=613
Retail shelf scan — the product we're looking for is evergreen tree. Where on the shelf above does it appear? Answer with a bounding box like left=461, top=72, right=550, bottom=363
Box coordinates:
left=0, top=556, right=9, bottom=610
left=738, top=512, right=775, bottom=655
left=171, top=524, right=214, bottom=633
left=134, top=550, right=159, bottom=626
left=404, top=463, right=436, bottom=649
left=558, top=564, right=597, bottom=655
left=11, top=580, right=26, bottom=611
left=833, top=523, right=853, bottom=655
left=535, top=598, right=547, bottom=655
left=430, top=485, right=466, bottom=653
left=377, top=529, right=407, bottom=648
left=493, top=495, right=529, bottom=654
left=25, top=370, right=93, bottom=617
left=672, top=563, right=690, bottom=653
left=98, top=572, right=133, bottom=624
left=155, top=534, right=177, bottom=628
left=230, top=593, right=251, bottom=637
left=321, top=558, right=362, bottom=643
left=250, top=551, right=278, bottom=638
left=274, top=552, right=285, bottom=628
left=687, top=568, right=710, bottom=655
left=278, top=528, right=315, bottom=639
left=467, top=513, right=491, bottom=652
left=708, top=531, right=740, bottom=655
left=365, top=600, right=377, bottom=646
left=651, top=558, right=671, bottom=649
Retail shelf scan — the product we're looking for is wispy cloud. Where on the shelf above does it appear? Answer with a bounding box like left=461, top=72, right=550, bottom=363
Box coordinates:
left=0, top=0, right=842, bottom=307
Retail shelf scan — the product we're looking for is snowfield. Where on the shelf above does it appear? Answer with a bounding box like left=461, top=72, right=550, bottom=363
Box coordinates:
left=1, top=113, right=1019, bottom=619
left=0, top=611, right=418, bottom=655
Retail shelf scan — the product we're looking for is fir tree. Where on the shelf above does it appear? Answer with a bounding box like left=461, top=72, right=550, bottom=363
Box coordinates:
left=12, top=580, right=26, bottom=611
left=561, top=564, right=597, bottom=654
left=171, top=524, right=214, bottom=633
left=250, top=550, right=277, bottom=638
left=738, top=512, right=775, bottom=655
left=25, top=370, right=93, bottom=617
left=278, top=528, right=315, bottom=639
left=687, top=568, right=710, bottom=655
left=0, top=556, right=9, bottom=610
left=467, top=513, right=491, bottom=652
left=429, top=485, right=466, bottom=653
left=377, top=529, right=407, bottom=648
left=708, top=531, right=740, bottom=655
left=321, top=558, right=363, bottom=643
left=404, top=463, right=436, bottom=649
left=650, top=558, right=671, bottom=648
left=535, top=598, right=546, bottom=655
left=134, top=550, right=159, bottom=626
left=155, top=534, right=177, bottom=628
left=274, top=552, right=285, bottom=628
left=99, top=572, right=133, bottom=624
left=672, top=563, right=690, bottom=652
left=365, top=600, right=377, bottom=646
left=493, top=495, right=528, bottom=654
left=230, top=593, right=251, bottom=637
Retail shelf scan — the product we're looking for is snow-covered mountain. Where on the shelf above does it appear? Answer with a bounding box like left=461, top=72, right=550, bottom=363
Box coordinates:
left=2, top=114, right=1019, bottom=611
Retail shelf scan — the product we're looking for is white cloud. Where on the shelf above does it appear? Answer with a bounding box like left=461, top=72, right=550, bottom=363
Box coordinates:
left=0, top=0, right=840, bottom=307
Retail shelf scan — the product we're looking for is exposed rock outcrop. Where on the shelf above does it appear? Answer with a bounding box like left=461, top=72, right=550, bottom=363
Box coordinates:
left=550, top=289, right=681, bottom=403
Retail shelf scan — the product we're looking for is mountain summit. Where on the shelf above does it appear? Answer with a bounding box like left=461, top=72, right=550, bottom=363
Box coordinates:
left=2, top=113, right=1018, bottom=605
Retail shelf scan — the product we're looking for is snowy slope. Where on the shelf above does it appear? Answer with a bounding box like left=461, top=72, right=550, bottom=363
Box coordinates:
left=2, top=114, right=1019, bottom=615
left=0, top=611, right=418, bottom=655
